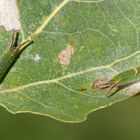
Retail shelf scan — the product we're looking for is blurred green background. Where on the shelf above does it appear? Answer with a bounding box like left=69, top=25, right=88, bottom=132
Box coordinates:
left=0, top=95, right=140, bottom=140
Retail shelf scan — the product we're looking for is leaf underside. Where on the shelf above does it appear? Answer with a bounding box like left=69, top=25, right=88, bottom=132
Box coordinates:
left=0, top=0, right=140, bottom=122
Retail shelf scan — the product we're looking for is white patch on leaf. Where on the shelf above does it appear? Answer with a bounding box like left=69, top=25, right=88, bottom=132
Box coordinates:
left=58, top=44, right=74, bottom=66
left=126, top=82, right=140, bottom=95
left=34, top=54, right=41, bottom=62
left=0, top=0, right=21, bottom=31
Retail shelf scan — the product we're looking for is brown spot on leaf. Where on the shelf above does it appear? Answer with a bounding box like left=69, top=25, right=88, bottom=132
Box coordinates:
left=58, top=44, right=74, bottom=66
left=80, top=88, right=87, bottom=92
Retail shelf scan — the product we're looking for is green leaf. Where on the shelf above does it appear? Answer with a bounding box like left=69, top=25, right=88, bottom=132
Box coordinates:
left=0, top=0, right=140, bottom=122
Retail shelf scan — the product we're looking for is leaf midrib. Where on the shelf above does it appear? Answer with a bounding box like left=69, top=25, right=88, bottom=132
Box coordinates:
left=1, top=50, right=140, bottom=94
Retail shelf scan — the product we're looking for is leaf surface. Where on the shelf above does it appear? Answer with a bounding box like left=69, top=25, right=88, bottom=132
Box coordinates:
left=0, top=0, right=140, bottom=122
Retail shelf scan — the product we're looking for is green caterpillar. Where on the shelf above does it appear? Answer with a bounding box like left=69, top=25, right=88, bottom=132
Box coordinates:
left=92, top=67, right=140, bottom=96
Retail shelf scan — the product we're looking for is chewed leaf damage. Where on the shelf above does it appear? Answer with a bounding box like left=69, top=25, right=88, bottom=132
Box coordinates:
left=0, top=0, right=21, bottom=31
